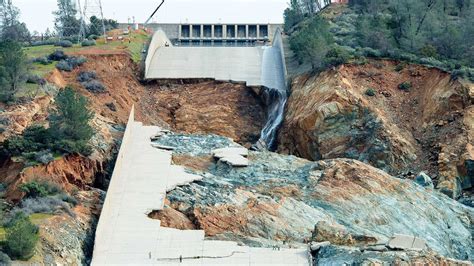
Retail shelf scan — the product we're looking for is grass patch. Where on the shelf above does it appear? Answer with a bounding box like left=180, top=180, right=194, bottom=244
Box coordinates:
left=30, top=62, right=56, bottom=77
left=0, top=213, right=51, bottom=242
left=29, top=213, right=54, bottom=224
left=15, top=83, right=41, bottom=99
left=126, top=31, right=149, bottom=63
left=24, top=31, right=150, bottom=78
left=0, top=227, right=5, bottom=241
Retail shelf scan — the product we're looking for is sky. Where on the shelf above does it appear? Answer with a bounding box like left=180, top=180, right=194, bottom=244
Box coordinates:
left=14, top=0, right=288, bottom=33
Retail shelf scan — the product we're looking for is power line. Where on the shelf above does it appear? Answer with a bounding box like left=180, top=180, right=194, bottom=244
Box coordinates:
left=78, top=0, right=106, bottom=40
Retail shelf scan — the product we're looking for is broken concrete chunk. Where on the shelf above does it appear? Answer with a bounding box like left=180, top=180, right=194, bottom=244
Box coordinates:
left=213, top=147, right=248, bottom=159
left=361, top=245, right=388, bottom=252
left=151, top=143, right=175, bottom=151
left=150, top=129, right=173, bottom=141
left=220, top=155, right=249, bottom=167
left=310, top=241, right=330, bottom=251
left=412, top=237, right=427, bottom=250
left=212, top=147, right=249, bottom=167
left=387, top=234, right=426, bottom=251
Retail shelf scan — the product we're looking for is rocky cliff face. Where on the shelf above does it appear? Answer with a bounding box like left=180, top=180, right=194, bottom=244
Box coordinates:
left=153, top=133, right=474, bottom=263
left=278, top=61, right=474, bottom=198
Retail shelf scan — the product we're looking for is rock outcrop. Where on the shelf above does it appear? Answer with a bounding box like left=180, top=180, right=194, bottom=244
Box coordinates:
left=154, top=133, right=474, bottom=262
left=278, top=61, right=474, bottom=198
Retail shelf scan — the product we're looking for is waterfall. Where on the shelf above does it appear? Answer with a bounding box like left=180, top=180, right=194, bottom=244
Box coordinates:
left=254, top=28, right=288, bottom=150
left=258, top=88, right=288, bottom=150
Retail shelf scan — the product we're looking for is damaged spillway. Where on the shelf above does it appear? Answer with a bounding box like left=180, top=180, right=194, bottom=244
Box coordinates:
left=258, top=29, right=288, bottom=149
left=145, top=28, right=288, bottom=149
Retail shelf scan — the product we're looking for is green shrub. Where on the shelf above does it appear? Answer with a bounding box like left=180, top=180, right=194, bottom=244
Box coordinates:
left=1, top=88, right=95, bottom=159
left=56, top=56, right=87, bottom=72
left=32, top=56, right=52, bottom=65
left=418, top=57, right=444, bottom=68
left=399, top=53, right=417, bottom=62
left=395, top=63, right=405, bottom=72
left=289, top=15, right=334, bottom=69
left=76, top=71, right=97, bottom=82
left=420, top=45, right=438, bottom=58
left=82, top=80, right=106, bottom=93
left=59, top=193, right=78, bottom=206
left=398, top=81, right=412, bottom=91
left=5, top=214, right=39, bottom=260
left=81, top=39, right=96, bottom=47
left=48, top=50, right=68, bottom=61
left=361, top=47, right=382, bottom=58
left=324, top=46, right=351, bottom=67
left=1, top=125, right=52, bottom=157
left=53, top=139, right=92, bottom=155
left=365, top=88, right=376, bottom=96
left=353, top=56, right=368, bottom=65
left=451, top=69, right=467, bottom=80
left=19, top=181, right=61, bottom=198
left=54, top=40, right=73, bottom=48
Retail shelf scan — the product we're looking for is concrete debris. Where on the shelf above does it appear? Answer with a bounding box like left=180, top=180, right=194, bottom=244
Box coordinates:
left=219, top=155, right=249, bottom=167
left=212, top=147, right=249, bottom=167
left=151, top=143, right=175, bottom=151
left=360, top=245, right=388, bottom=252
left=310, top=241, right=331, bottom=252
left=213, top=147, right=248, bottom=158
left=150, top=129, right=173, bottom=141
left=387, top=234, right=427, bottom=251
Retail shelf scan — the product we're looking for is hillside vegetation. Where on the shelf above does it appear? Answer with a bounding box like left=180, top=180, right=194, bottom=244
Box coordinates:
left=285, top=0, right=474, bottom=81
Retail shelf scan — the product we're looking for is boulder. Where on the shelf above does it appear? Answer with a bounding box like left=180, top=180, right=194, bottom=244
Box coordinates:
left=415, top=172, right=434, bottom=189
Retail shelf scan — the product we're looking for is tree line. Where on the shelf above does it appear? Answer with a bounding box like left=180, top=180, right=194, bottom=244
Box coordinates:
left=0, top=0, right=118, bottom=44
left=285, top=0, right=474, bottom=75
left=350, top=0, right=473, bottom=67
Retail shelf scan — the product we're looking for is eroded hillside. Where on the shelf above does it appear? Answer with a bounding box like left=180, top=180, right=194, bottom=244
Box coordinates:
left=278, top=60, right=474, bottom=199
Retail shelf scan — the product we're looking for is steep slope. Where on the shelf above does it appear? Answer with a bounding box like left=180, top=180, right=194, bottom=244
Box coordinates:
left=152, top=133, right=473, bottom=263
left=278, top=60, right=474, bottom=198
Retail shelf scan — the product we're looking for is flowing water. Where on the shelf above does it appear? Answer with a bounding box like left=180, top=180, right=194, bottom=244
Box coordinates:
left=257, top=29, right=288, bottom=150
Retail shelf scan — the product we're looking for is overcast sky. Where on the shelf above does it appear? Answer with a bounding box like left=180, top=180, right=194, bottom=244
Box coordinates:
left=14, top=0, right=288, bottom=33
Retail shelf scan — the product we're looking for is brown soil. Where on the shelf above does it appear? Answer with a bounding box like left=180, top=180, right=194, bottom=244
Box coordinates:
left=1, top=155, right=103, bottom=202
left=172, top=154, right=214, bottom=173
left=338, top=61, right=472, bottom=178
left=53, top=54, right=265, bottom=146
left=279, top=59, right=473, bottom=194
left=1, top=53, right=266, bottom=201
left=143, top=81, right=265, bottom=146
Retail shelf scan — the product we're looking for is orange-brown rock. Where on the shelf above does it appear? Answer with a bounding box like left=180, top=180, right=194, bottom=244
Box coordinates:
left=148, top=208, right=196, bottom=230
left=1, top=155, right=103, bottom=202
left=0, top=96, right=51, bottom=142
left=278, top=60, right=474, bottom=197
left=51, top=54, right=265, bottom=146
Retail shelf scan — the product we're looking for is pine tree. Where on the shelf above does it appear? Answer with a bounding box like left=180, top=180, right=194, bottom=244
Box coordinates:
left=50, top=87, right=95, bottom=155
left=53, top=0, right=80, bottom=38
left=5, top=214, right=39, bottom=260
left=0, top=40, right=28, bottom=102
left=0, top=0, right=30, bottom=42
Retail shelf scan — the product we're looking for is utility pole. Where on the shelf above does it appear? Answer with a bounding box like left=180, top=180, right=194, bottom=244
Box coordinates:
left=78, top=0, right=106, bottom=41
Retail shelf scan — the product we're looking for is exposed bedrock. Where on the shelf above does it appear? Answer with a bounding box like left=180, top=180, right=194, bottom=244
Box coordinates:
left=278, top=61, right=474, bottom=198
left=153, top=134, right=474, bottom=262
